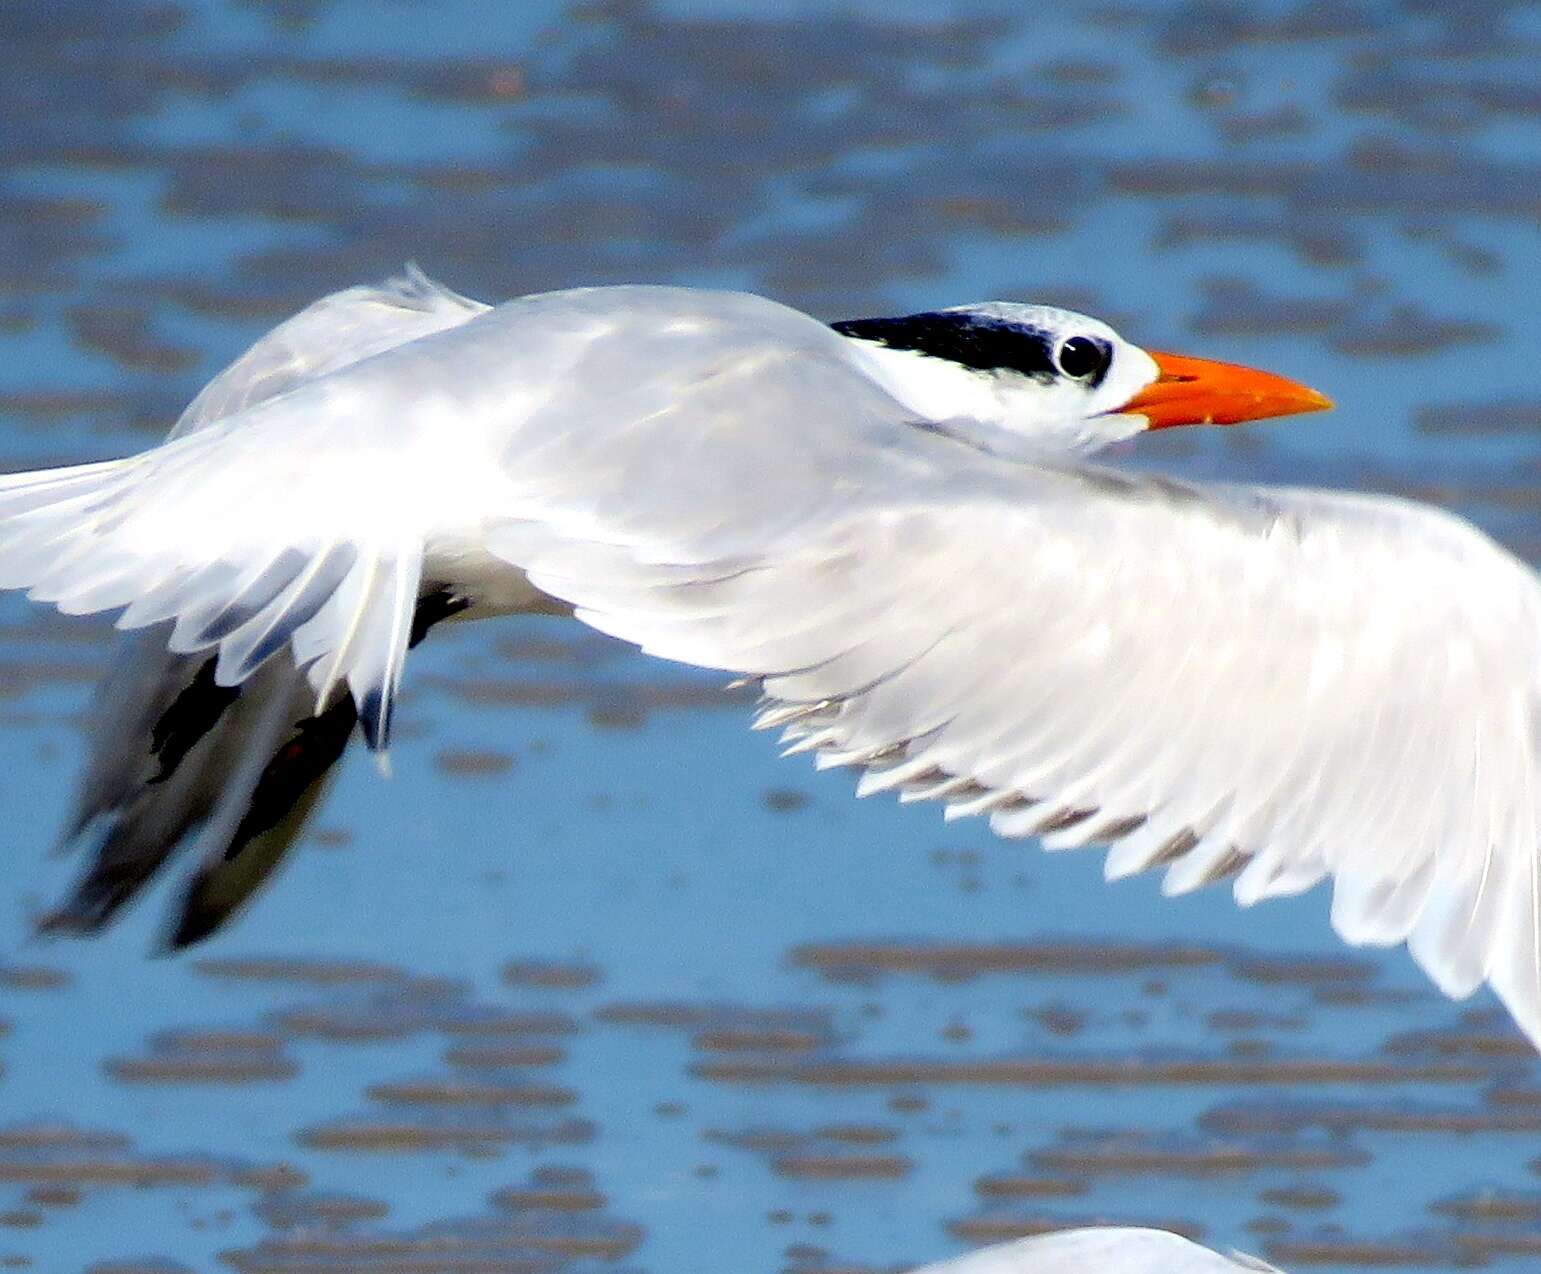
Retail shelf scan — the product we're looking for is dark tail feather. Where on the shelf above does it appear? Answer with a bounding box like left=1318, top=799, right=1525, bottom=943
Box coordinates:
left=43, top=589, right=471, bottom=946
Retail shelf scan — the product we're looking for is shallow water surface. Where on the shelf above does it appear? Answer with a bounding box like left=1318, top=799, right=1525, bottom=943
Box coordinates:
left=4, top=1, right=1541, bottom=1270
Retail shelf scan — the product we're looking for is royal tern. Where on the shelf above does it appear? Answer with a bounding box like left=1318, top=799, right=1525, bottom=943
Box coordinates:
left=6, top=270, right=1539, bottom=1050
left=911, top=1228, right=1282, bottom=1274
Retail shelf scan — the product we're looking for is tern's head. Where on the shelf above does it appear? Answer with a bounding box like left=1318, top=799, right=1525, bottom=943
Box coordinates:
left=831, top=302, right=1331, bottom=454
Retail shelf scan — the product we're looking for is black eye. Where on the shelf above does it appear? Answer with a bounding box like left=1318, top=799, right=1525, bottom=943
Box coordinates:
left=1056, top=335, right=1109, bottom=381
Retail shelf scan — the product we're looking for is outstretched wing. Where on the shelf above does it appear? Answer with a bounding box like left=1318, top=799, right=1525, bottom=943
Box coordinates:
left=0, top=270, right=493, bottom=749
left=17, top=280, right=935, bottom=944
left=170, top=265, right=489, bottom=438
left=491, top=452, right=1541, bottom=1047
left=71, top=266, right=491, bottom=826
left=46, top=271, right=493, bottom=942
left=0, top=282, right=894, bottom=754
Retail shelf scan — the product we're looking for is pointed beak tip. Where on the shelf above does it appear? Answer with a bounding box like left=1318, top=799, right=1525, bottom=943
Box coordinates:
left=1128, top=351, right=1334, bottom=430
left=1263, top=381, right=1334, bottom=422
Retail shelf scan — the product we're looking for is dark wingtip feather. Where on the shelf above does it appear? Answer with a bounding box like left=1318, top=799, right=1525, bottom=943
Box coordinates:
left=164, top=892, right=226, bottom=951
left=50, top=588, right=466, bottom=949
left=160, top=693, right=359, bottom=947
left=161, top=589, right=472, bottom=939
left=36, top=851, right=160, bottom=938
left=149, top=656, right=240, bottom=785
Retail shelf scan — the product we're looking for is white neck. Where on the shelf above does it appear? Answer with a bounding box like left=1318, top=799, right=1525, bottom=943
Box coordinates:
left=842, top=341, right=1148, bottom=457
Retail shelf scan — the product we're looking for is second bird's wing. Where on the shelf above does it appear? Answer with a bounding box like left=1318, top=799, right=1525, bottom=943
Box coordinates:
left=909, top=1228, right=1283, bottom=1274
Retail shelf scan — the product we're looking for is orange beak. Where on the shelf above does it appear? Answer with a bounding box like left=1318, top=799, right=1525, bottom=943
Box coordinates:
left=1122, top=351, right=1333, bottom=430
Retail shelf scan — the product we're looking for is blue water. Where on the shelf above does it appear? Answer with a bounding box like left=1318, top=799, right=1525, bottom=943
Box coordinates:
left=4, top=1, right=1541, bottom=1270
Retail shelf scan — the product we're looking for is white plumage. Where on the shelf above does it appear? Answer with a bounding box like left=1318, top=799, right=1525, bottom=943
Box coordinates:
left=8, top=269, right=1541, bottom=1046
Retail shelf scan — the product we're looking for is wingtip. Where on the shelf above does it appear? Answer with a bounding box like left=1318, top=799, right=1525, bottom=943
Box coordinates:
left=162, top=902, right=220, bottom=954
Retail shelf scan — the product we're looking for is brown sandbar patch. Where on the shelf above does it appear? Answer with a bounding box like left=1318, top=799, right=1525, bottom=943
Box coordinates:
left=493, top=1167, right=605, bottom=1213
left=1260, top=1183, right=1340, bottom=1211
left=790, top=939, right=1223, bottom=981
left=366, top=1078, right=575, bottom=1108
left=296, top=1114, right=594, bottom=1152
left=695, top=1054, right=1491, bottom=1087
left=500, top=960, right=600, bottom=990
left=194, top=957, right=412, bottom=987
left=772, top=1153, right=911, bottom=1180
left=1030, top=1131, right=1367, bottom=1176
left=433, top=748, right=515, bottom=777
left=442, top=1043, right=567, bottom=1070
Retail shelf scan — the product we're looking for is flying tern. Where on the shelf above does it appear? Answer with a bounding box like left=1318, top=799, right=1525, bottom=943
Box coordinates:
left=5, top=270, right=1538, bottom=1050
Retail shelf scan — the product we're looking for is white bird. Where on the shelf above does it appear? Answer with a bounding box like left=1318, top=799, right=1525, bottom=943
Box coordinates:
left=910, top=1229, right=1283, bottom=1274
left=6, top=269, right=1539, bottom=1052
